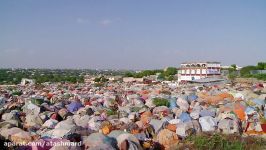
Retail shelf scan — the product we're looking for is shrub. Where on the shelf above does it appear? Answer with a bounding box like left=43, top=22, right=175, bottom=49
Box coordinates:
left=106, top=109, right=117, bottom=116
left=12, top=90, right=23, bottom=96
left=153, top=98, right=170, bottom=107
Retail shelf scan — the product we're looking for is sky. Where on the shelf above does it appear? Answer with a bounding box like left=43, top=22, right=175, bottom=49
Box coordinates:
left=0, top=0, right=265, bottom=70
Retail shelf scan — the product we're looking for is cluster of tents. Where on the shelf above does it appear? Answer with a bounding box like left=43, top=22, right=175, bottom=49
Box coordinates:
left=0, top=81, right=265, bottom=149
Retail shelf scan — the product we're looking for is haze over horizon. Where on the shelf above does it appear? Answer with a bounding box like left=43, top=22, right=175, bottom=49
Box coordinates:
left=1, top=0, right=265, bottom=70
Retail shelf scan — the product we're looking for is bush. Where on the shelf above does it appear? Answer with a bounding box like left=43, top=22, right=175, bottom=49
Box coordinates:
left=167, top=75, right=175, bottom=81
left=240, top=66, right=257, bottom=76
left=153, top=98, right=170, bottom=107
left=252, top=74, right=266, bottom=81
left=228, top=73, right=237, bottom=80
left=12, top=90, right=23, bottom=96
left=106, top=109, right=117, bottom=116
left=94, top=76, right=109, bottom=83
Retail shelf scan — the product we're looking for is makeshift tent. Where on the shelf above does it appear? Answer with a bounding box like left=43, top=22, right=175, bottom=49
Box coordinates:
left=67, top=101, right=83, bottom=113
left=157, top=129, right=179, bottom=150
left=199, top=116, right=217, bottom=132
left=116, top=133, right=143, bottom=150
left=83, top=133, right=118, bottom=149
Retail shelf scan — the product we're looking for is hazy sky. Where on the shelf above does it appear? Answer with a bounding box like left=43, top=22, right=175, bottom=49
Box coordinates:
left=1, top=0, right=265, bottom=69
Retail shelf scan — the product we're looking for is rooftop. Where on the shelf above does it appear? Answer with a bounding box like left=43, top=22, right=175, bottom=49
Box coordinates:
left=181, top=61, right=221, bottom=64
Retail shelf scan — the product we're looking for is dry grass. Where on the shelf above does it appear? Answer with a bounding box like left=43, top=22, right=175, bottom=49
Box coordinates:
left=176, top=133, right=266, bottom=150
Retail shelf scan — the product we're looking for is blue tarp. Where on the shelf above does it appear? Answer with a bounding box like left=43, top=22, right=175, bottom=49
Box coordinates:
left=186, top=94, right=198, bottom=103
left=245, top=106, right=256, bottom=115
left=252, top=99, right=265, bottom=106
left=169, top=98, right=177, bottom=109
left=199, top=109, right=216, bottom=117
left=179, top=112, right=192, bottom=123
left=67, top=101, right=83, bottom=113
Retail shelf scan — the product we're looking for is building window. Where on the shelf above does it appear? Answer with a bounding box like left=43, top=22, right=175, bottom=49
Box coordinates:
left=196, top=69, right=200, bottom=74
left=202, top=69, right=206, bottom=74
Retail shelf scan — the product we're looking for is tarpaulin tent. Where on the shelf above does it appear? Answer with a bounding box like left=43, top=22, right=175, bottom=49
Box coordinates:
left=108, top=130, right=127, bottom=138
left=179, top=112, right=192, bottom=123
left=0, top=127, right=22, bottom=139
left=157, top=129, right=179, bottom=150
left=218, top=118, right=239, bottom=134
left=10, top=130, right=32, bottom=145
left=117, top=133, right=143, bottom=150
left=176, top=98, right=189, bottom=111
left=233, top=103, right=246, bottom=121
left=42, top=119, right=59, bottom=129
left=199, top=109, right=216, bottom=117
left=67, top=101, right=83, bottom=113
left=175, top=121, right=195, bottom=137
left=190, top=105, right=202, bottom=119
left=199, top=116, right=217, bottom=132
left=186, top=94, right=198, bottom=103
left=169, top=97, right=177, bottom=109
left=83, top=133, right=118, bottom=149
left=149, top=119, right=165, bottom=134
left=152, top=106, right=170, bottom=116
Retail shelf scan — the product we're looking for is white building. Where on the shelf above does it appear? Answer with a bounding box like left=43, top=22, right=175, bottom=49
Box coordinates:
left=21, top=78, right=35, bottom=85
left=178, top=62, right=221, bottom=82
left=108, top=76, right=122, bottom=81
left=123, top=77, right=144, bottom=83
left=221, top=65, right=242, bottom=70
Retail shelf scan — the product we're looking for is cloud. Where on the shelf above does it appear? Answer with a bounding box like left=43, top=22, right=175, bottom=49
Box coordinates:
left=100, top=19, right=112, bottom=26
left=76, top=17, right=89, bottom=24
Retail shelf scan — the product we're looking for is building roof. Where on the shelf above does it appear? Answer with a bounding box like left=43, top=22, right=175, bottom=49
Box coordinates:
left=181, top=61, right=220, bottom=64
left=188, top=77, right=225, bottom=83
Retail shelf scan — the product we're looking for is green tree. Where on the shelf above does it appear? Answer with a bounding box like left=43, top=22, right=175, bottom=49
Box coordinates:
left=94, top=77, right=101, bottom=82
left=228, top=73, right=237, bottom=80
left=231, top=64, right=237, bottom=71
left=124, top=72, right=134, bottom=77
left=157, top=73, right=165, bottom=80
left=164, top=67, right=177, bottom=76
left=240, top=66, right=257, bottom=77
left=94, top=76, right=108, bottom=83
left=257, top=62, right=266, bottom=70
left=167, top=75, right=175, bottom=81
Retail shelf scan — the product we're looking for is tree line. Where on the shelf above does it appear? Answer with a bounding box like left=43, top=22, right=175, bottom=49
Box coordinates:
left=124, top=67, right=177, bottom=81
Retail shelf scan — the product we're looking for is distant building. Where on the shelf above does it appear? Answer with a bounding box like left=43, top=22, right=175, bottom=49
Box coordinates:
left=178, top=62, right=221, bottom=82
left=221, top=65, right=242, bottom=70
left=123, top=77, right=144, bottom=83
left=108, top=76, right=122, bottom=81
left=21, top=78, right=35, bottom=85
left=145, top=75, right=158, bottom=81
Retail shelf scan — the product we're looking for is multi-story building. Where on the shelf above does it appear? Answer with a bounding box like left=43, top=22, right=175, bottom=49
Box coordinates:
left=178, top=62, right=221, bottom=82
